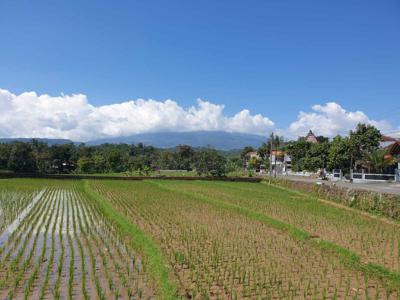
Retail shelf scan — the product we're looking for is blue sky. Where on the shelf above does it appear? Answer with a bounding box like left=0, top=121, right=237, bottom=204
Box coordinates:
left=0, top=0, right=399, bottom=140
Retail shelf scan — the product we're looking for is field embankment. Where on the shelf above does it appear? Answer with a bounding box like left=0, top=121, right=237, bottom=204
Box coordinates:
left=0, top=172, right=262, bottom=183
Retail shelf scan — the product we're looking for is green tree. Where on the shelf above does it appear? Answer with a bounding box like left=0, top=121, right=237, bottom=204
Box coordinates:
left=257, top=143, right=270, bottom=160
left=7, top=142, right=37, bottom=172
left=157, top=151, right=176, bottom=170
left=175, top=145, right=194, bottom=170
left=303, top=141, right=330, bottom=171
left=327, top=136, right=351, bottom=171
left=194, top=149, right=227, bottom=176
left=77, top=157, right=96, bottom=173
left=286, top=139, right=311, bottom=171
left=349, top=123, right=382, bottom=168
left=93, top=154, right=107, bottom=173
left=225, top=157, right=242, bottom=174
left=248, top=156, right=261, bottom=171
left=31, top=139, right=51, bottom=173
left=0, top=144, right=11, bottom=170
left=240, top=146, right=254, bottom=160
left=50, top=143, right=76, bottom=172
left=106, top=149, right=124, bottom=172
left=362, top=149, right=395, bottom=173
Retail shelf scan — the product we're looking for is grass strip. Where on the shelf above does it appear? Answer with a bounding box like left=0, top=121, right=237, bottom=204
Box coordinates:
left=264, top=180, right=400, bottom=226
left=81, top=180, right=178, bottom=300
left=151, top=180, right=400, bottom=291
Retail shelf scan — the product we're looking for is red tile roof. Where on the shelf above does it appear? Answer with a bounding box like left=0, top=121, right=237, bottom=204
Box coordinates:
left=381, top=135, right=398, bottom=142
left=387, top=141, right=400, bottom=155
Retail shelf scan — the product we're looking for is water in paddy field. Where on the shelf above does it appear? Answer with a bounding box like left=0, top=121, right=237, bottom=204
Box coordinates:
left=0, top=189, right=46, bottom=247
left=0, top=186, right=154, bottom=300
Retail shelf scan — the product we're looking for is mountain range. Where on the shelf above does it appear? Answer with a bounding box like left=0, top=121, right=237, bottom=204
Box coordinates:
left=87, top=131, right=266, bottom=150
left=0, top=138, right=74, bottom=146
left=1, top=131, right=267, bottom=150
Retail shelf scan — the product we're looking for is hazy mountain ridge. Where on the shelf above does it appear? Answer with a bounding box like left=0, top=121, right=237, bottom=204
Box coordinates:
left=0, top=138, right=75, bottom=146
left=1, top=131, right=266, bottom=150
left=88, top=131, right=266, bottom=150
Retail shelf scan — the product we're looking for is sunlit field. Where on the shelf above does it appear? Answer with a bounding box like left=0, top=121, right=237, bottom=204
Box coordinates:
left=1, top=178, right=399, bottom=299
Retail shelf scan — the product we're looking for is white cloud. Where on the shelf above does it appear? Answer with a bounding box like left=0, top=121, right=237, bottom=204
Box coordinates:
left=1, top=89, right=396, bottom=141
left=0, top=88, right=274, bottom=141
left=288, top=102, right=393, bottom=138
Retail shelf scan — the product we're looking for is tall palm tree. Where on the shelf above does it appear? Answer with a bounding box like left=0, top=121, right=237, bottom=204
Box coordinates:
left=362, top=149, right=395, bottom=173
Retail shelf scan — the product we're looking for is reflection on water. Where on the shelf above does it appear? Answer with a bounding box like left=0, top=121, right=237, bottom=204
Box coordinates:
left=0, top=189, right=46, bottom=247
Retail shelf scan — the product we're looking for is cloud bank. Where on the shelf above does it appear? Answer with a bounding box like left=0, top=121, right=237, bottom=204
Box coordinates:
left=287, top=102, right=393, bottom=138
left=0, top=88, right=395, bottom=141
left=0, top=88, right=274, bottom=141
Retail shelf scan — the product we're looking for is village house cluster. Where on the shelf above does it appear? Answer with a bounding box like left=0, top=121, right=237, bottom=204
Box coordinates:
left=245, top=130, right=400, bottom=182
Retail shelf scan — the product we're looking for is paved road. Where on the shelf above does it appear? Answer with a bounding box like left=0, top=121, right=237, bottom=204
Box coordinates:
left=272, top=175, right=400, bottom=195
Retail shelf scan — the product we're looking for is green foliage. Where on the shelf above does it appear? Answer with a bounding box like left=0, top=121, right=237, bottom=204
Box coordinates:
left=225, top=157, right=242, bottom=174
left=193, top=149, right=227, bottom=177
left=240, top=146, right=254, bottom=162
left=288, top=123, right=385, bottom=172
left=287, top=138, right=330, bottom=172
left=286, top=139, right=311, bottom=171
left=175, top=145, right=194, bottom=171
left=77, top=157, right=96, bottom=173
left=362, top=149, right=395, bottom=173
left=0, top=144, right=11, bottom=169
left=327, top=136, right=351, bottom=171
left=0, top=123, right=388, bottom=175
left=247, top=156, right=261, bottom=171
left=349, top=123, right=382, bottom=168
left=7, top=142, right=37, bottom=172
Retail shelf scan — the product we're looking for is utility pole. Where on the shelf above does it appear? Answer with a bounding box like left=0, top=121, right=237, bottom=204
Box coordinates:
left=274, top=135, right=277, bottom=178
left=269, top=133, right=273, bottom=177
left=349, top=154, right=353, bottom=182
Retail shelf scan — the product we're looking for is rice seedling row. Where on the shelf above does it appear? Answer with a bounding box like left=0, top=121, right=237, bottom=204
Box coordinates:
left=0, top=180, right=155, bottom=299
left=160, top=180, right=400, bottom=273
left=3, top=178, right=400, bottom=299
left=0, top=179, right=47, bottom=235
left=90, top=180, right=398, bottom=299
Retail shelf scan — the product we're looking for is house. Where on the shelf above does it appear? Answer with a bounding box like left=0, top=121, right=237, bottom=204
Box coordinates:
left=305, top=130, right=318, bottom=144
left=245, top=151, right=260, bottom=160
left=380, top=135, right=398, bottom=148
left=270, top=150, right=292, bottom=174
left=244, top=151, right=262, bottom=171
left=386, top=140, right=400, bottom=170
left=244, top=149, right=292, bottom=174
left=380, top=135, right=400, bottom=176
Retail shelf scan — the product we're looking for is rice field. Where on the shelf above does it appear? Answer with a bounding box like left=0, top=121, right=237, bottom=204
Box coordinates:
left=0, top=180, right=153, bottom=299
left=1, top=178, right=400, bottom=299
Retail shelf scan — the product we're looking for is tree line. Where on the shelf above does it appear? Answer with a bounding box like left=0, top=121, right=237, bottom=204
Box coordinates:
left=248, top=124, right=395, bottom=173
left=241, top=123, right=395, bottom=175
left=0, top=141, right=238, bottom=176
left=287, top=123, right=396, bottom=173
left=0, top=123, right=395, bottom=177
